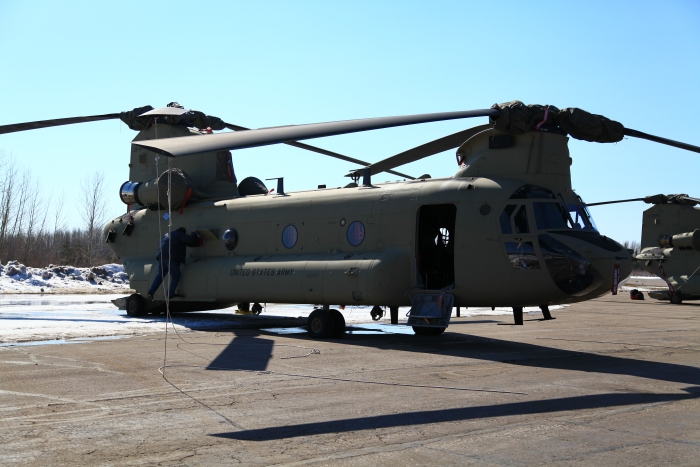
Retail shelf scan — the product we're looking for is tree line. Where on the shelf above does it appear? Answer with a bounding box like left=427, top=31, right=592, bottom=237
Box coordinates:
left=0, top=151, right=118, bottom=268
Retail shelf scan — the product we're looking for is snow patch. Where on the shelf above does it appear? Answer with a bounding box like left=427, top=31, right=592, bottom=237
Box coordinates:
left=0, top=261, right=131, bottom=294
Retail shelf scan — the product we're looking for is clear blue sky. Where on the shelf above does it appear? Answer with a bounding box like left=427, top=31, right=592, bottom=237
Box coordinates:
left=1, top=0, right=698, bottom=244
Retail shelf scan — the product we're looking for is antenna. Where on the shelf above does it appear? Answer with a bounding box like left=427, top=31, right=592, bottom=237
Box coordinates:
left=265, top=177, right=286, bottom=196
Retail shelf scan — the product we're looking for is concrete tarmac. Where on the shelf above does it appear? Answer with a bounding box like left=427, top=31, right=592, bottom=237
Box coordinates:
left=1, top=294, right=699, bottom=465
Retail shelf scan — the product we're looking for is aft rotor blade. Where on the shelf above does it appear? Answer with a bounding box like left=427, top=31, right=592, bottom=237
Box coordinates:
left=624, top=128, right=700, bottom=154
left=224, top=123, right=414, bottom=179
left=354, top=124, right=492, bottom=178
left=133, top=109, right=500, bottom=157
left=586, top=194, right=700, bottom=206
left=0, top=113, right=120, bottom=135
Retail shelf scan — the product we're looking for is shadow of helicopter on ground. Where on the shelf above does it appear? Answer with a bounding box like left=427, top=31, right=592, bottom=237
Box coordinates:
left=214, top=389, right=700, bottom=441
left=184, top=320, right=700, bottom=441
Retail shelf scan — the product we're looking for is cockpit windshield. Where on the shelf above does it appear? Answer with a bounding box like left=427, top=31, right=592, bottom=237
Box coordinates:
left=533, top=202, right=570, bottom=230
left=567, top=204, right=598, bottom=231
left=532, top=202, right=599, bottom=231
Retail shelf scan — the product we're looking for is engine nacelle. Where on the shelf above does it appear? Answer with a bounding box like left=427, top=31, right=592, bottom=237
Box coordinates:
left=659, top=229, right=700, bottom=251
left=119, top=168, right=207, bottom=210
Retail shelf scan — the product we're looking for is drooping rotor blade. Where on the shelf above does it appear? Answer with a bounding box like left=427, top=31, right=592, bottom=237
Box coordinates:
left=350, top=124, right=492, bottom=178
left=623, top=128, right=700, bottom=154
left=223, top=123, right=414, bottom=179
left=133, top=109, right=500, bottom=157
left=0, top=113, right=120, bottom=135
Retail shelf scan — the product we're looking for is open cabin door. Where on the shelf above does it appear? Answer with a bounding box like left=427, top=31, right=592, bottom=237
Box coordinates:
left=416, top=204, right=456, bottom=290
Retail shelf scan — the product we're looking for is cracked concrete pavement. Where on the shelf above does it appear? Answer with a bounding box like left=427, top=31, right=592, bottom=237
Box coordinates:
left=1, top=293, right=699, bottom=465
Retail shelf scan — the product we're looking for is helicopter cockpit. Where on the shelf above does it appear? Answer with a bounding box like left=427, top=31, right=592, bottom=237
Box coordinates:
left=498, top=185, right=615, bottom=297
left=501, top=185, right=599, bottom=233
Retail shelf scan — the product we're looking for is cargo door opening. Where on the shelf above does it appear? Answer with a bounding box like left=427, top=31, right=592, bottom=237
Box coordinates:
left=416, top=204, right=456, bottom=290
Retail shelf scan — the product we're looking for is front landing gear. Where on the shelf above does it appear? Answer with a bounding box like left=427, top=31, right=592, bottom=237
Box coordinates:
left=307, top=308, right=345, bottom=338
left=513, top=306, right=523, bottom=325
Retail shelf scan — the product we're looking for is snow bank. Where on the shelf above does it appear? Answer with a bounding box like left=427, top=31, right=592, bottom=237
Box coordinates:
left=0, top=261, right=132, bottom=294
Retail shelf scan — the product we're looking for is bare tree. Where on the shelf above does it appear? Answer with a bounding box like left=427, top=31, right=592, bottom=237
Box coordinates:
left=49, top=190, right=67, bottom=265
left=0, top=155, right=18, bottom=256
left=79, top=172, right=107, bottom=267
left=21, top=180, right=47, bottom=264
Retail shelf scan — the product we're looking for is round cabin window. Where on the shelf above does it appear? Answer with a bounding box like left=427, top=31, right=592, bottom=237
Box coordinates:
left=347, top=221, right=365, bottom=246
left=221, top=228, right=239, bottom=251
left=282, top=225, right=298, bottom=249
left=435, top=227, right=450, bottom=246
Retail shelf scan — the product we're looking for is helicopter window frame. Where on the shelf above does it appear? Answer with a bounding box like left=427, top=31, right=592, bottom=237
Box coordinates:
left=347, top=221, right=365, bottom=247
left=281, top=224, right=298, bottom=249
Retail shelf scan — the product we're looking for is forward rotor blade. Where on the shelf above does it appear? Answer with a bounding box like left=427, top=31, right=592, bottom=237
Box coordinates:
left=586, top=198, right=645, bottom=207
left=133, top=109, right=500, bottom=157
left=0, top=113, right=120, bottom=135
left=353, top=124, right=492, bottom=178
left=623, top=128, right=700, bottom=154
left=224, top=123, right=414, bottom=179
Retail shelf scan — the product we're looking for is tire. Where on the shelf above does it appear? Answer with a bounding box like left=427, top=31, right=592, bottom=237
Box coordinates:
left=370, top=305, right=384, bottom=321
left=252, top=303, right=263, bottom=316
left=126, top=294, right=145, bottom=317
left=670, top=293, right=683, bottom=304
left=307, top=309, right=333, bottom=338
left=412, top=326, right=445, bottom=336
left=328, top=309, right=345, bottom=338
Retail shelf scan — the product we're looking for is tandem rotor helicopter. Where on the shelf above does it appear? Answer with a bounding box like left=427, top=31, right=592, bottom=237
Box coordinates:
left=2, top=101, right=699, bottom=337
left=587, top=193, right=700, bottom=304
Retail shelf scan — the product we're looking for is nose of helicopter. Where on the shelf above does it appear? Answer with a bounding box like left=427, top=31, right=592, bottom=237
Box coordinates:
left=542, top=231, right=633, bottom=300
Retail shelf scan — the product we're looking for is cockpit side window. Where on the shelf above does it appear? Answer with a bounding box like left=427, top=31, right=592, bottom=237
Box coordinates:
left=499, top=204, right=516, bottom=234
left=514, top=205, right=530, bottom=234
left=533, top=202, right=570, bottom=230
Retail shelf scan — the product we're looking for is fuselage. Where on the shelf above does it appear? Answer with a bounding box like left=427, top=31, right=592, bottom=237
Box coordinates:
left=105, top=174, right=632, bottom=309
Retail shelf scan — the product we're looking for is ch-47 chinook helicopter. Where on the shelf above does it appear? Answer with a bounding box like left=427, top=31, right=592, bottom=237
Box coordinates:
left=587, top=194, right=700, bottom=304
left=3, top=101, right=699, bottom=337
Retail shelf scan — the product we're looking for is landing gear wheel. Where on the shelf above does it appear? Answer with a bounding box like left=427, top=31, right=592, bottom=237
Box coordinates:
left=412, top=326, right=445, bottom=336
left=252, top=303, right=263, bottom=315
left=670, top=293, right=683, bottom=304
left=307, top=309, right=333, bottom=338
left=125, top=294, right=145, bottom=317
left=370, top=306, right=384, bottom=321
left=328, top=309, right=345, bottom=338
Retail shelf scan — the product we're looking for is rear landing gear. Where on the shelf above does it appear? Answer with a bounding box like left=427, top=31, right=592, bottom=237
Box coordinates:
left=670, top=293, right=683, bottom=304
left=307, top=308, right=345, bottom=338
left=125, top=294, right=145, bottom=317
